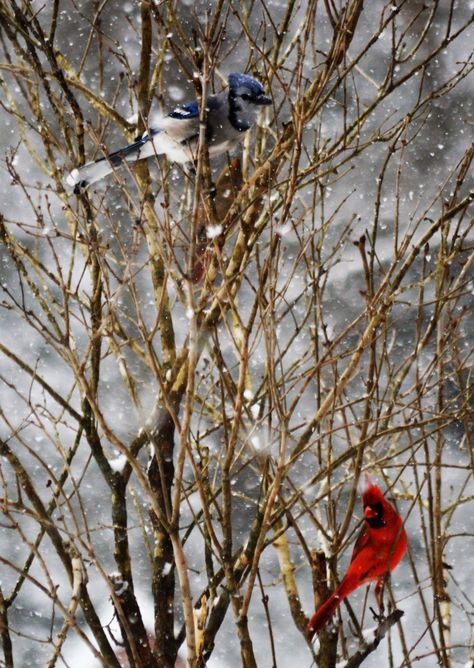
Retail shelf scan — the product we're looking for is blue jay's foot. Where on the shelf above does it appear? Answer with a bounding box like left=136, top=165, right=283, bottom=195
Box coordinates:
left=73, top=180, right=88, bottom=195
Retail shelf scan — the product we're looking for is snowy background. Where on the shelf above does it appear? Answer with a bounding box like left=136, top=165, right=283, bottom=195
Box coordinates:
left=0, top=1, right=473, bottom=667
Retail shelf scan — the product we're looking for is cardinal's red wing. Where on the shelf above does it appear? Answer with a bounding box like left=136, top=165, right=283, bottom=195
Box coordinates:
left=350, top=523, right=370, bottom=562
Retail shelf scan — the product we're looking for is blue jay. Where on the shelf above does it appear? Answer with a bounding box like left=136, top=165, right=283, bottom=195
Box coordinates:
left=67, top=73, right=271, bottom=192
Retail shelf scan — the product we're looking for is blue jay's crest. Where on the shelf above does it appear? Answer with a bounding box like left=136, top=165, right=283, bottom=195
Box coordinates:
left=67, top=72, right=271, bottom=191
left=229, top=73, right=264, bottom=94
left=228, top=73, right=270, bottom=103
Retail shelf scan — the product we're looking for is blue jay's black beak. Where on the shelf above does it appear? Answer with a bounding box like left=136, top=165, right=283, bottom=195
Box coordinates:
left=256, top=94, right=272, bottom=106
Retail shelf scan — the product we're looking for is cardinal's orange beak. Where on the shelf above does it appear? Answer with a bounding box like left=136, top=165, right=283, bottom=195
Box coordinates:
left=364, top=505, right=378, bottom=519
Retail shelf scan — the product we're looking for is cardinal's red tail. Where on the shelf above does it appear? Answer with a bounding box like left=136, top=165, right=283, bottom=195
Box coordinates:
left=307, top=590, right=345, bottom=640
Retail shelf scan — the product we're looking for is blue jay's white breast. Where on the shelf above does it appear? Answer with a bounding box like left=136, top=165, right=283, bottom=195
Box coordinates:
left=142, top=115, right=199, bottom=164
left=154, top=114, right=199, bottom=143
left=147, top=106, right=244, bottom=163
left=145, top=133, right=193, bottom=164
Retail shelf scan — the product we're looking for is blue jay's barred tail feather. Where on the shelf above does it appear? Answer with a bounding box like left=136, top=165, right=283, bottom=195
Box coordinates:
left=66, top=134, right=157, bottom=192
left=66, top=73, right=271, bottom=192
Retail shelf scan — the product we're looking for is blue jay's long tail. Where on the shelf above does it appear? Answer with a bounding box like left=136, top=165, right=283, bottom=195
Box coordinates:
left=66, top=133, right=158, bottom=191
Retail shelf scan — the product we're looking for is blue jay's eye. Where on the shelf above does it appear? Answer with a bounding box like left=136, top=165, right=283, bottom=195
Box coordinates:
left=241, top=93, right=252, bottom=101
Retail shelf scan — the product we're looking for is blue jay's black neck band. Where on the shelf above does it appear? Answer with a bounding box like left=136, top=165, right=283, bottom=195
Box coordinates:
left=228, top=91, right=251, bottom=132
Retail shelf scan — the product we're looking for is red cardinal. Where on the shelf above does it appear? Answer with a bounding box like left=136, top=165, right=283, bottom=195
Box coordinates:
left=307, top=474, right=407, bottom=640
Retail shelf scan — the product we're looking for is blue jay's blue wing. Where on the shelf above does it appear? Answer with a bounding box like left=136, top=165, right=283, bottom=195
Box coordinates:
left=163, top=96, right=223, bottom=148
left=168, top=100, right=200, bottom=119
left=167, top=95, right=222, bottom=120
